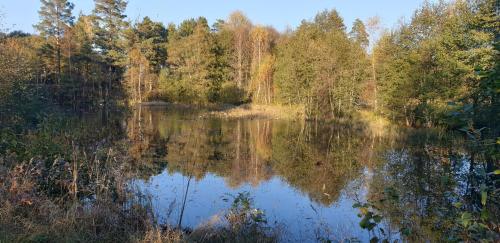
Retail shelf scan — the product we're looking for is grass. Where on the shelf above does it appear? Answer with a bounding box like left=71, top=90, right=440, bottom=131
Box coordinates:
left=356, top=110, right=391, bottom=137
left=202, top=103, right=306, bottom=120
left=138, top=101, right=306, bottom=120
left=0, top=146, right=279, bottom=243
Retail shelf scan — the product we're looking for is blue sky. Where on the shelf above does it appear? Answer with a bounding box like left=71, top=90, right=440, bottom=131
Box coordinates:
left=1, top=0, right=429, bottom=33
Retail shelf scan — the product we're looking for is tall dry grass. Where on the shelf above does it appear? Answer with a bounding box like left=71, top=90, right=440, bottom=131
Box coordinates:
left=0, top=144, right=279, bottom=243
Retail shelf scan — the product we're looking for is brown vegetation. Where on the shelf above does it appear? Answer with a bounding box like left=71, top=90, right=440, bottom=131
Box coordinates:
left=202, top=104, right=305, bottom=120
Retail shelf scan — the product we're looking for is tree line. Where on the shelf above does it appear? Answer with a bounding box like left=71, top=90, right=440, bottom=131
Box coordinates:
left=374, top=0, right=498, bottom=131
left=0, top=0, right=498, bottom=131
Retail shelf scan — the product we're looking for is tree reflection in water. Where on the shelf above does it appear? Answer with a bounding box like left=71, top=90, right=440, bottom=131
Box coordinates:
left=125, top=106, right=498, bottom=241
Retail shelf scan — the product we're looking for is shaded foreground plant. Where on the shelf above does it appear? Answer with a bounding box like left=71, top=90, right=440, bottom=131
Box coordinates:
left=0, top=144, right=280, bottom=243
left=0, top=146, right=160, bottom=242
left=185, top=192, right=278, bottom=243
left=351, top=179, right=499, bottom=243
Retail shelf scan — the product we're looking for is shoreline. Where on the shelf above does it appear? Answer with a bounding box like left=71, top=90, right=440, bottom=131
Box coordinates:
left=201, top=103, right=306, bottom=120
left=138, top=101, right=306, bottom=120
left=137, top=101, right=393, bottom=136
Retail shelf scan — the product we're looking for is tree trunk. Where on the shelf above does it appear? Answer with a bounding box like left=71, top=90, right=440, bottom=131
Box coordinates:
left=139, top=64, right=143, bottom=103
left=56, top=38, right=61, bottom=85
left=372, top=53, right=377, bottom=111
left=237, top=46, right=243, bottom=88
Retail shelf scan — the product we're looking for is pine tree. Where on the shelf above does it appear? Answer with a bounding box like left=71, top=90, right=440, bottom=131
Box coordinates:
left=34, top=0, right=74, bottom=83
left=210, top=20, right=238, bottom=103
left=350, top=19, right=369, bottom=49
left=92, top=0, right=128, bottom=66
left=314, top=9, right=345, bottom=32
left=134, top=17, right=167, bottom=73
left=92, top=0, right=128, bottom=100
left=162, top=18, right=217, bottom=103
left=123, top=17, right=167, bottom=103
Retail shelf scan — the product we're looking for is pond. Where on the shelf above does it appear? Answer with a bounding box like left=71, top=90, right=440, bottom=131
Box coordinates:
left=112, top=105, right=483, bottom=242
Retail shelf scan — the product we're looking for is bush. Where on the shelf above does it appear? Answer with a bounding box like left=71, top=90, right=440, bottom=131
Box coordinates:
left=219, top=83, right=247, bottom=105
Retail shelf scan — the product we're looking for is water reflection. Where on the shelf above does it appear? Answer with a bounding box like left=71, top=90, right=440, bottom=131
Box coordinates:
left=365, top=131, right=487, bottom=242
left=123, top=106, right=493, bottom=242
left=125, top=106, right=381, bottom=241
left=128, top=107, right=374, bottom=203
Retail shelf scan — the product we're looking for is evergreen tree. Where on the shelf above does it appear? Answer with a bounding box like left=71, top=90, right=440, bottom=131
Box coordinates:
left=34, top=0, right=74, bottom=83
left=161, top=18, right=217, bottom=103
left=374, top=0, right=498, bottom=128
left=124, top=17, right=167, bottom=103
left=211, top=19, right=241, bottom=103
left=134, top=17, right=167, bottom=73
left=349, top=19, right=369, bottom=49
left=92, top=0, right=128, bottom=100
left=92, top=0, right=128, bottom=66
left=69, top=15, right=108, bottom=105
left=468, top=0, right=499, bottom=131
left=314, top=9, right=345, bottom=32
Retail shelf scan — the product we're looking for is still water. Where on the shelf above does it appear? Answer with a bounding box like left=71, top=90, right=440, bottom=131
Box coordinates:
left=115, top=106, right=474, bottom=242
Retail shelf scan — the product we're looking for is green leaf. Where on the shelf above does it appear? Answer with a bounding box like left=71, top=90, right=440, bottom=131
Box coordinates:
left=401, top=227, right=411, bottom=236
left=478, top=223, right=490, bottom=230
left=480, top=209, right=489, bottom=221
left=359, top=216, right=370, bottom=229
left=460, top=212, right=472, bottom=228
left=359, top=213, right=376, bottom=230
left=481, top=191, right=487, bottom=206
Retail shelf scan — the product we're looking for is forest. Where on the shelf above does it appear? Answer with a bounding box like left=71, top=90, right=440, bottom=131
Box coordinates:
left=0, top=0, right=498, bottom=242
left=1, top=0, right=498, bottom=126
